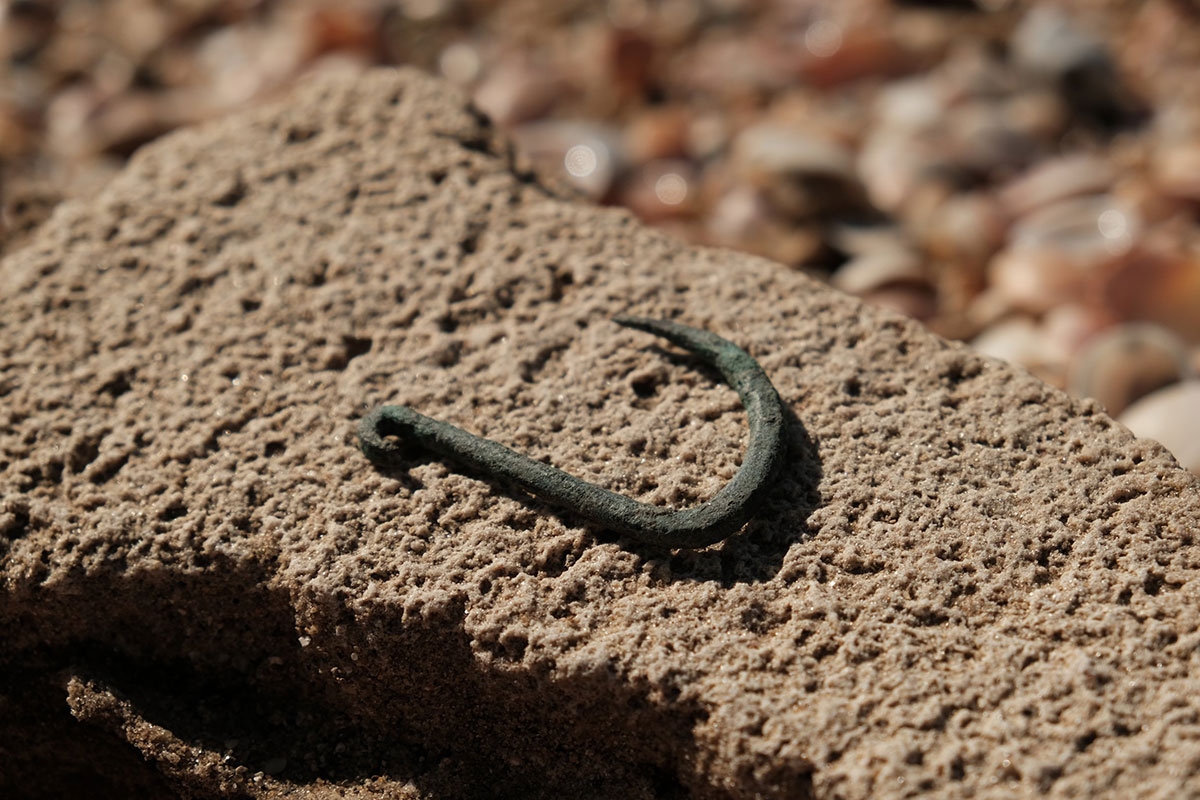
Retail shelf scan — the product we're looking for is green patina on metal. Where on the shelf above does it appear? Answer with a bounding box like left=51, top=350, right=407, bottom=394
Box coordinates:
left=358, top=315, right=785, bottom=549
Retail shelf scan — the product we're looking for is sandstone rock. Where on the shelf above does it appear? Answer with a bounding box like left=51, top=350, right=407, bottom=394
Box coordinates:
left=3, top=67, right=1200, bottom=800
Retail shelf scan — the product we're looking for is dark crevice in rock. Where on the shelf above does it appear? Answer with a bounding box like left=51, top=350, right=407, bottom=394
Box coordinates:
left=0, top=668, right=182, bottom=800
left=67, top=433, right=105, bottom=473
left=96, top=370, right=135, bottom=399
left=0, top=501, right=32, bottom=541
left=213, top=173, right=248, bottom=208
left=158, top=503, right=187, bottom=522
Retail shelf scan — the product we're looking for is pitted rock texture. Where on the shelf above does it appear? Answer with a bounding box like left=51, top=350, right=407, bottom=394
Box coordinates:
left=3, top=67, right=1200, bottom=800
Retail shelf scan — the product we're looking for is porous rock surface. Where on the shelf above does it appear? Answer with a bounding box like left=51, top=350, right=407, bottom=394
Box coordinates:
left=3, top=67, right=1200, bottom=800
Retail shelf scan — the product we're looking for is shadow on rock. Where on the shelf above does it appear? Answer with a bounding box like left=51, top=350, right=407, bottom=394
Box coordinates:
left=2, top=552, right=809, bottom=799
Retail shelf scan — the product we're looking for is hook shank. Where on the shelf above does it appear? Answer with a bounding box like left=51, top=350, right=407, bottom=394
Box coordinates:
left=358, top=315, right=785, bottom=549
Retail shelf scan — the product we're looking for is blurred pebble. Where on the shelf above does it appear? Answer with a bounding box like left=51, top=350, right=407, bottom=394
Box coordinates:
left=45, top=84, right=185, bottom=160
left=965, top=288, right=1019, bottom=331
left=1111, top=171, right=1183, bottom=227
left=1, top=2, right=57, bottom=64
left=829, top=223, right=911, bottom=258
left=678, top=34, right=793, bottom=97
left=1011, top=7, right=1108, bottom=78
left=874, top=77, right=944, bottom=133
left=989, top=246, right=1087, bottom=315
left=305, top=6, right=381, bottom=54
left=472, top=58, right=560, bottom=126
left=1009, top=195, right=1139, bottom=255
left=605, top=26, right=656, bottom=103
left=990, top=194, right=1141, bottom=312
left=400, top=0, right=459, bottom=21
left=939, top=43, right=1017, bottom=102
left=685, top=113, right=730, bottom=161
left=89, top=92, right=181, bottom=157
left=708, top=185, right=772, bottom=245
left=621, top=159, right=697, bottom=222
left=606, top=0, right=651, bottom=29
left=900, top=175, right=959, bottom=245
left=757, top=224, right=827, bottom=268
left=91, top=51, right=137, bottom=96
left=97, top=2, right=171, bottom=61
left=1152, top=142, right=1200, bottom=203
left=1119, top=381, right=1200, bottom=475
left=857, top=130, right=950, bottom=213
left=625, top=107, right=691, bottom=163
left=196, top=25, right=304, bottom=109
left=1010, top=6, right=1141, bottom=128
left=922, top=191, right=1007, bottom=267
left=1122, top=0, right=1192, bottom=85
left=512, top=121, right=625, bottom=200
left=733, top=123, right=870, bottom=221
left=833, top=249, right=936, bottom=320
left=1152, top=101, right=1200, bottom=142
left=971, top=316, right=1067, bottom=378
left=45, top=85, right=103, bottom=159
left=1097, top=243, right=1200, bottom=340
left=733, top=123, right=855, bottom=182
left=0, top=102, right=37, bottom=161
left=706, top=182, right=826, bottom=266
left=1041, top=303, right=1109, bottom=360
left=1069, top=323, right=1191, bottom=416
left=831, top=249, right=925, bottom=296
left=999, top=154, right=1115, bottom=217
left=794, top=23, right=911, bottom=89
left=947, top=100, right=1040, bottom=174
left=857, top=131, right=915, bottom=212
left=1000, top=88, right=1068, bottom=142
left=920, top=192, right=1008, bottom=323
left=439, top=41, right=482, bottom=86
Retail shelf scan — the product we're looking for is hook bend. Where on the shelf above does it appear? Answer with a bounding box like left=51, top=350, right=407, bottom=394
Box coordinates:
left=358, top=315, right=785, bottom=549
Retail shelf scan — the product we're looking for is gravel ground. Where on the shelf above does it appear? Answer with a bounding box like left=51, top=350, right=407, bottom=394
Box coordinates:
left=1, top=0, right=1197, bottom=471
